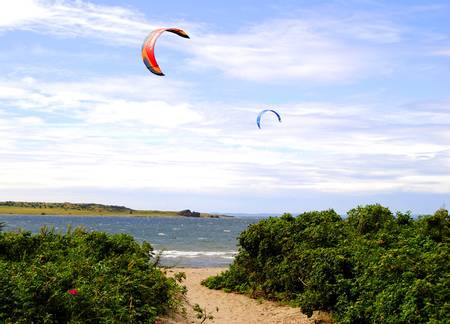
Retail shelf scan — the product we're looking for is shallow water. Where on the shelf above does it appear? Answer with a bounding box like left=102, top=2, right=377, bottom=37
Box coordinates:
left=0, top=215, right=261, bottom=267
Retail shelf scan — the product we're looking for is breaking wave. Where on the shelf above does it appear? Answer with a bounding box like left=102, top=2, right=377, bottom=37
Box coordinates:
left=154, top=250, right=237, bottom=259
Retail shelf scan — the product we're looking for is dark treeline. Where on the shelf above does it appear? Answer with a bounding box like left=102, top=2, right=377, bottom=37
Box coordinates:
left=203, top=204, right=449, bottom=323
left=178, top=209, right=201, bottom=217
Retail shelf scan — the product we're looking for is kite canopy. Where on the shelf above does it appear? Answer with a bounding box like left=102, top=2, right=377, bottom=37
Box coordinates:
left=141, top=28, right=190, bottom=76
left=256, top=109, right=282, bottom=129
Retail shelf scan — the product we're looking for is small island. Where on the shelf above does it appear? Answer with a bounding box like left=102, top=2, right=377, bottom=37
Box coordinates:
left=0, top=201, right=231, bottom=218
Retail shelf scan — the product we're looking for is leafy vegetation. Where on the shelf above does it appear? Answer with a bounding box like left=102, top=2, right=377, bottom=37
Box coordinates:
left=0, top=226, right=186, bottom=323
left=202, top=204, right=450, bottom=323
left=192, top=303, right=217, bottom=323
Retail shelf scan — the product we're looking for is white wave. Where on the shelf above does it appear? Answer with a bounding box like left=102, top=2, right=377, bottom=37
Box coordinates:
left=155, top=250, right=237, bottom=259
left=223, top=229, right=231, bottom=232
left=158, top=232, right=166, bottom=236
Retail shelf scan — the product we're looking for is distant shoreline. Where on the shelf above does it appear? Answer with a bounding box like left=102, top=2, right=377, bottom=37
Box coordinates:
left=0, top=202, right=233, bottom=219
left=0, top=211, right=208, bottom=218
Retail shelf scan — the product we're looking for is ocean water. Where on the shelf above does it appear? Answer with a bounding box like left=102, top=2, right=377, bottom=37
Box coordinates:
left=0, top=215, right=262, bottom=267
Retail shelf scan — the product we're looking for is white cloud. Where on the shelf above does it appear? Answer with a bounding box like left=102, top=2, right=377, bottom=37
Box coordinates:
left=0, top=0, right=449, bottom=195
left=0, top=1, right=403, bottom=83
left=0, top=84, right=28, bottom=98
left=337, top=20, right=403, bottom=44
left=433, top=48, right=450, bottom=56
left=0, top=0, right=47, bottom=28
left=184, top=19, right=389, bottom=82
left=0, top=0, right=158, bottom=44
left=16, top=116, right=44, bottom=126
left=83, top=100, right=202, bottom=127
left=0, top=75, right=192, bottom=114
left=2, top=76, right=449, bottom=195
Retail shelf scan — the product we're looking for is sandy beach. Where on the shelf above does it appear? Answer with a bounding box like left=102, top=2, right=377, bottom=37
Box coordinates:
left=160, top=268, right=332, bottom=324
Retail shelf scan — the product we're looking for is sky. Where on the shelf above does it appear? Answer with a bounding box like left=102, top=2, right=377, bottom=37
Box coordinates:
left=0, top=0, right=449, bottom=215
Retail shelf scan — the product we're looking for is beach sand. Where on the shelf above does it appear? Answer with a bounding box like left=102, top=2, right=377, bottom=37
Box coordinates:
left=159, top=268, right=332, bottom=324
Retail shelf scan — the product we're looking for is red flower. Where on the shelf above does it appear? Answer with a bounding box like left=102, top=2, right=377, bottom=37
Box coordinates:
left=68, top=289, right=78, bottom=295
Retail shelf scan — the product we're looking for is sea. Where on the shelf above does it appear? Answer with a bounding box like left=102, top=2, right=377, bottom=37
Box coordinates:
left=0, top=215, right=263, bottom=267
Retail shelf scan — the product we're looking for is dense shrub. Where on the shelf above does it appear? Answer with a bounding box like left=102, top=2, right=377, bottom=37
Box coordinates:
left=203, top=204, right=450, bottom=323
left=0, top=227, right=185, bottom=323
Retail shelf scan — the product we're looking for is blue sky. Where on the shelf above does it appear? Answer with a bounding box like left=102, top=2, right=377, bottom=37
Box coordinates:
left=0, top=0, right=449, bottom=215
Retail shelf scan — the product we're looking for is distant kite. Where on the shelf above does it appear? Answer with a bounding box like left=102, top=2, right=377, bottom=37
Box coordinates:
left=141, top=28, right=190, bottom=76
left=256, top=109, right=282, bottom=129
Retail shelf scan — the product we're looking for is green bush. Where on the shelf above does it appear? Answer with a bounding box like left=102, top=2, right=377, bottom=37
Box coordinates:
left=0, top=227, right=185, bottom=323
left=203, top=204, right=450, bottom=323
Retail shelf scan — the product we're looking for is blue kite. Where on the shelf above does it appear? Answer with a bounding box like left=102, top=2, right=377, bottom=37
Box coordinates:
left=256, top=109, right=282, bottom=129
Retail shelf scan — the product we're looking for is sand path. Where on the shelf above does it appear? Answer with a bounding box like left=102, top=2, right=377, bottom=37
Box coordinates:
left=160, top=268, right=331, bottom=324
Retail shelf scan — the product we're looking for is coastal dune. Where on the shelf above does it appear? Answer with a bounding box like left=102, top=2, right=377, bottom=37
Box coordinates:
left=161, top=268, right=332, bottom=324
